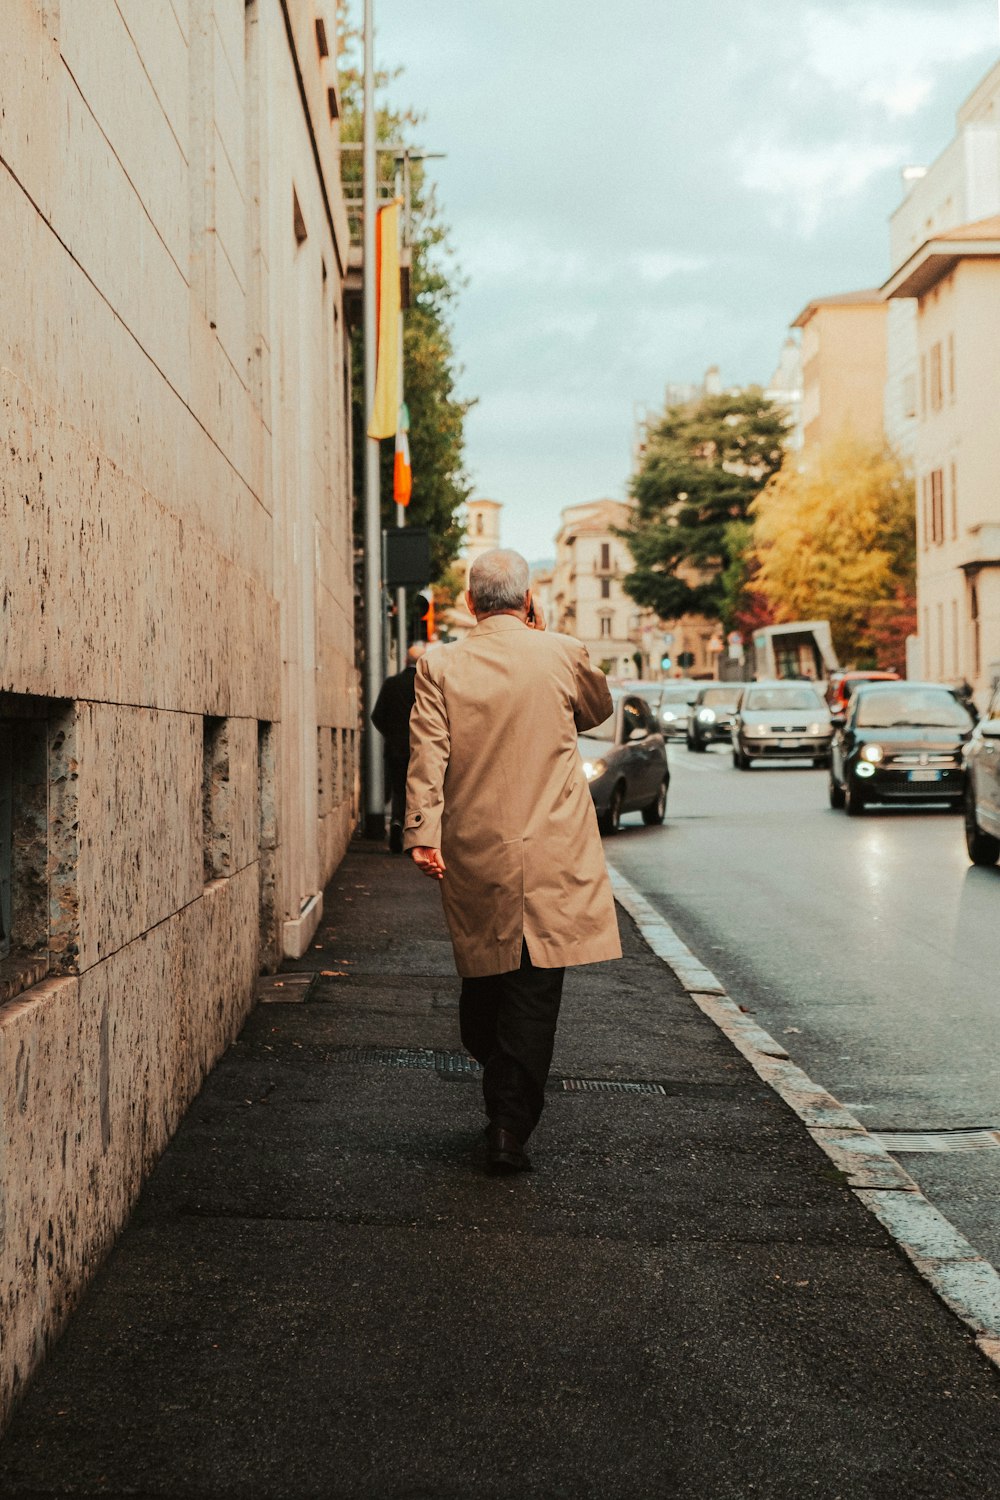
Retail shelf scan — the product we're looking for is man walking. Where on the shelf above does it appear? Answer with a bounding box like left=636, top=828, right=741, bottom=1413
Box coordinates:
left=371, top=642, right=426, bottom=853
left=404, top=549, right=621, bottom=1173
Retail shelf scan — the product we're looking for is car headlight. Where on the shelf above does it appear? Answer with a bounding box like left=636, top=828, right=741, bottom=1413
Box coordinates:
left=860, top=743, right=883, bottom=763
left=661, top=710, right=676, bottom=723
left=583, top=759, right=607, bottom=781
left=750, top=724, right=769, bottom=736
left=808, top=722, right=828, bottom=736
left=697, top=708, right=716, bottom=722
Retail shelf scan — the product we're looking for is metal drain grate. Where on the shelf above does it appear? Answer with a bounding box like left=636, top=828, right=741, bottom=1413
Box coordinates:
left=872, top=1128, right=1000, bottom=1154
left=339, top=1045, right=481, bottom=1074
left=560, top=1077, right=667, bottom=1096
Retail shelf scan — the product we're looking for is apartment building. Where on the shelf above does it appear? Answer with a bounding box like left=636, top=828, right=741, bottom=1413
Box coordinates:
left=551, top=500, right=717, bottom=679
left=0, top=0, right=356, bottom=1426
left=882, top=61, right=1000, bottom=699
left=791, top=290, right=888, bottom=455
left=884, top=217, right=1000, bottom=696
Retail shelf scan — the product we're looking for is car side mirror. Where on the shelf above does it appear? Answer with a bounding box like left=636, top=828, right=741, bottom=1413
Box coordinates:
left=628, top=726, right=647, bottom=742
left=830, top=713, right=846, bottom=730
left=981, top=719, right=1000, bottom=739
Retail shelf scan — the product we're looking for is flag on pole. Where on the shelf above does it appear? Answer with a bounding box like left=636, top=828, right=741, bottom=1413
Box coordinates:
left=393, top=404, right=412, bottom=506
left=367, top=201, right=401, bottom=440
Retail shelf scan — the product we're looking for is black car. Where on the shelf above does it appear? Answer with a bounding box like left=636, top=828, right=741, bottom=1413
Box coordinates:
left=577, top=690, right=670, bottom=835
left=687, top=684, right=741, bottom=751
left=828, top=681, right=975, bottom=815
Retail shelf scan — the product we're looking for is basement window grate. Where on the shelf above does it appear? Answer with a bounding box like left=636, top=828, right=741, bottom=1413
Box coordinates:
left=871, top=1128, right=1000, bottom=1154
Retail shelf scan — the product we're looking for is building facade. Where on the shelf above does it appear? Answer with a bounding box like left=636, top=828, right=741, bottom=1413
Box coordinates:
left=550, top=500, right=717, bottom=679
left=0, top=0, right=357, bottom=1427
left=884, top=218, right=1000, bottom=699
left=885, top=62, right=1000, bottom=462
left=791, top=291, right=888, bottom=455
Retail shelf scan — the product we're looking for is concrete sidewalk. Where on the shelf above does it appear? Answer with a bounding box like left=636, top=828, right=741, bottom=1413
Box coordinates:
left=2, top=841, right=1000, bottom=1498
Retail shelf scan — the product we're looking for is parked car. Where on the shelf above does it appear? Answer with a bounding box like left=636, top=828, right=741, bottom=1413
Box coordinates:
left=963, top=682, right=1000, bottom=864
left=826, top=670, right=900, bottom=717
left=828, top=681, right=975, bottom=815
left=731, top=682, right=832, bottom=769
left=687, top=684, right=741, bottom=751
left=656, top=681, right=700, bottom=738
left=577, top=689, right=670, bottom=834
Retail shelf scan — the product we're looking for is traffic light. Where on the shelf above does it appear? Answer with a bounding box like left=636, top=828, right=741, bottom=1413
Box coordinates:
left=660, top=654, right=671, bottom=671
left=677, top=651, right=695, bottom=670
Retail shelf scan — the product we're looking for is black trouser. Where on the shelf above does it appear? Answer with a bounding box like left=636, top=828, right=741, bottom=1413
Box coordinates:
left=459, top=945, right=565, bottom=1144
left=386, top=753, right=408, bottom=829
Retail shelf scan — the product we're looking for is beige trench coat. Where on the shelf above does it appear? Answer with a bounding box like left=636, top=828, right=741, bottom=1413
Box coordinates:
left=403, top=615, right=622, bottom=978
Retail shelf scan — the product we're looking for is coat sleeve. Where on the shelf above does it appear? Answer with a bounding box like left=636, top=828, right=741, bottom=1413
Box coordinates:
left=572, top=643, right=614, bottom=733
left=402, top=658, right=450, bottom=850
left=370, top=678, right=391, bottom=736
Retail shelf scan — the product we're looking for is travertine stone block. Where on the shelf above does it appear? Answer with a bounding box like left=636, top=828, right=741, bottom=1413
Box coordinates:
left=75, top=705, right=201, bottom=971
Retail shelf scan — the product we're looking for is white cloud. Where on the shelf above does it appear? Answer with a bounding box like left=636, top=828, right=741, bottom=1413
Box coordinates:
left=802, top=1, right=999, bottom=119
left=459, top=229, right=708, bottom=292
left=737, top=140, right=900, bottom=236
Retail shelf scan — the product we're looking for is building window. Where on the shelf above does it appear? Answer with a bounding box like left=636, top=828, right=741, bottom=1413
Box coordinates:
left=950, top=461, right=958, bottom=540
left=600, top=577, right=611, bottom=599
left=600, top=542, right=610, bottom=571
left=920, top=475, right=930, bottom=550
left=902, top=373, right=917, bottom=420
left=476, top=514, right=484, bottom=535
left=600, top=615, right=612, bottom=638
left=929, top=342, right=943, bottom=411
left=947, top=333, right=955, bottom=403
left=937, top=602, right=945, bottom=678
left=952, top=598, right=960, bottom=678
left=930, top=469, right=944, bottom=545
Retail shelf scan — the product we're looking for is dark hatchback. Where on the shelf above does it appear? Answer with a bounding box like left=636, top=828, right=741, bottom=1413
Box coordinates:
left=828, top=681, right=975, bottom=816
left=687, top=684, right=741, bottom=751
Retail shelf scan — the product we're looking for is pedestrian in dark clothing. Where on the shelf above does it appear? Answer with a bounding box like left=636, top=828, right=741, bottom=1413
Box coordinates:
left=371, top=643, right=426, bottom=853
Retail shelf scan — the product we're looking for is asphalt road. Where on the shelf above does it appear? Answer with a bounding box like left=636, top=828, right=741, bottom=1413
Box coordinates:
left=606, top=736, right=1000, bottom=1270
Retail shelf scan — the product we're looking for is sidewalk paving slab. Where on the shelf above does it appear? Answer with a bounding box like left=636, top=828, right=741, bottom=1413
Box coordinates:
left=2, top=841, right=1000, bottom=1498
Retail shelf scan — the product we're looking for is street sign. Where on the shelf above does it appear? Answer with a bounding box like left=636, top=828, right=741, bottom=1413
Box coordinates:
left=385, top=526, right=431, bottom=588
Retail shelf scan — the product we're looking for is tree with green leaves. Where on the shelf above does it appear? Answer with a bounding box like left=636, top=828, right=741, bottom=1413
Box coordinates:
left=621, top=387, right=788, bottom=629
left=339, top=40, right=473, bottom=579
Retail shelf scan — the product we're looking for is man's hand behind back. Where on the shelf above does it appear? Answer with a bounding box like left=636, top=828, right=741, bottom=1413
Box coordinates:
left=411, top=846, right=447, bottom=880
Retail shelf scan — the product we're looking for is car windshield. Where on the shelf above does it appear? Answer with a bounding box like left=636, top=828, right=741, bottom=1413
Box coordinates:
left=743, top=687, right=822, bottom=712
left=700, top=688, right=737, bottom=708
left=631, top=686, right=662, bottom=707
left=662, top=686, right=698, bottom=705
left=855, top=689, right=973, bottom=730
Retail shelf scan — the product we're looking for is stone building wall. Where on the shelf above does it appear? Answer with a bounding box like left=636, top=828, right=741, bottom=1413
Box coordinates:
left=0, top=0, right=357, bottom=1427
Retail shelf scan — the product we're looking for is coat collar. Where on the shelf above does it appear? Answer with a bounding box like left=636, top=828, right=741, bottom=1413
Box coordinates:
left=470, top=613, right=528, bottom=636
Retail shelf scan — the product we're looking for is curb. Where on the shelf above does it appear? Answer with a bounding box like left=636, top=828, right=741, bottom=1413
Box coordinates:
left=608, top=863, right=1000, bottom=1373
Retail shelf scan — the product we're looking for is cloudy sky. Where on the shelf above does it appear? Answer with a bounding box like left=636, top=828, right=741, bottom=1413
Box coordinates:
left=364, top=0, right=999, bottom=562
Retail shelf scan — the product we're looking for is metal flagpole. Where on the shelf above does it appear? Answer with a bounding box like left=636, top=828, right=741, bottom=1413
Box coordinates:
left=362, top=0, right=386, bottom=837
left=395, top=159, right=407, bottom=670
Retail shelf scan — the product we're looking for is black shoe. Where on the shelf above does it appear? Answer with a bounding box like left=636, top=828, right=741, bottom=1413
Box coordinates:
left=388, top=822, right=403, bottom=854
left=486, top=1124, right=532, bottom=1174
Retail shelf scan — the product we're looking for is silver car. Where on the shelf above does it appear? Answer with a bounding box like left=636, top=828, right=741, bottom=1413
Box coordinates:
left=657, top=681, right=700, bottom=738
left=578, top=690, right=670, bottom=834
left=731, top=681, right=833, bottom=769
left=965, top=681, right=1000, bottom=864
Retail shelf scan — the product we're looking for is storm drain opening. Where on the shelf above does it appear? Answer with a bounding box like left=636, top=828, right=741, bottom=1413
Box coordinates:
left=560, top=1078, right=667, bottom=1096
left=871, top=1128, right=1000, bottom=1154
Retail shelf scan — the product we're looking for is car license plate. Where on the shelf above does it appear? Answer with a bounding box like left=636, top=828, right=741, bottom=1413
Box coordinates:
left=908, top=769, right=941, bottom=782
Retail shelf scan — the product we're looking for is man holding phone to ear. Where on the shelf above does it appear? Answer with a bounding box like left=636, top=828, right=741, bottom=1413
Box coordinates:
left=405, top=548, right=621, bottom=1173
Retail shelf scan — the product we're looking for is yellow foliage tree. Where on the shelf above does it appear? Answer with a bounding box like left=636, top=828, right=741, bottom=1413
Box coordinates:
left=750, top=436, right=915, bottom=665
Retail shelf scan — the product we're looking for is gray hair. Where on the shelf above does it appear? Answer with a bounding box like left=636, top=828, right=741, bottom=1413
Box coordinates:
left=468, top=548, right=530, bottom=614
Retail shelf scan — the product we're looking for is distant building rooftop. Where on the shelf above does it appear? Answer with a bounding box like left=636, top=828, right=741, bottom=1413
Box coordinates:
left=791, top=289, right=885, bottom=328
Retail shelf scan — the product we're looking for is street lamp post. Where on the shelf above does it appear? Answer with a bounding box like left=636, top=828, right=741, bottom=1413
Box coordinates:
left=361, top=0, right=385, bottom=837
